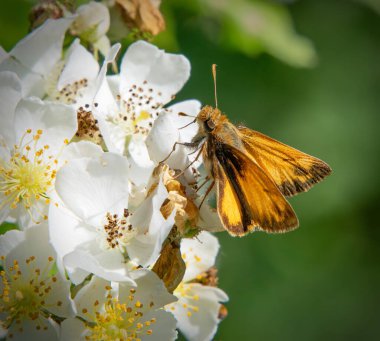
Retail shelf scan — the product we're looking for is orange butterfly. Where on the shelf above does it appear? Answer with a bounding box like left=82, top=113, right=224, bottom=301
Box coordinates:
left=180, top=65, right=332, bottom=236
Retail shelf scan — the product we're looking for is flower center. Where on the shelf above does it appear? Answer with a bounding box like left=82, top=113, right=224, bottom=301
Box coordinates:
left=0, top=255, right=61, bottom=333
left=45, top=61, right=89, bottom=105
left=107, top=106, right=153, bottom=138
left=0, top=129, right=63, bottom=222
left=106, top=81, right=166, bottom=145
left=53, top=78, right=89, bottom=105
left=75, top=105, right=103, bottom=144
left=100, top=209, right=137, bottom=251
left=84, top=288, right=156, bottom=340
left=171, top=283, right=199, bottom=317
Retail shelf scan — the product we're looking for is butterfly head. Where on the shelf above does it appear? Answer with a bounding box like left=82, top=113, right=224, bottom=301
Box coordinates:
left=197, top=105, right=223, bottom=132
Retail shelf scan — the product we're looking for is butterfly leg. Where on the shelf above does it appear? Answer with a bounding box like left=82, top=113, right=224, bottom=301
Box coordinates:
left=159, top=141, right=200, bottom=164
left=195, top=176, right=211, bottom=193
left=173, top=145, right=204, bottom=179
left=198, top=180, right=215, bottom=210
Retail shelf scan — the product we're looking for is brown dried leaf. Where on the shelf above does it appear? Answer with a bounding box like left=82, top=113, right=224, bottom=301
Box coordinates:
left=152, top=240, right=186, bottom=293
left=116, top=0, right=165, bottom=35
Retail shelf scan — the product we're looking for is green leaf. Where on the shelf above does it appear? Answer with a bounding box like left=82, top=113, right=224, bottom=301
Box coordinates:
left=0, top=222, right=18, bottom=235
left=213, top=0, right=318, bottom=67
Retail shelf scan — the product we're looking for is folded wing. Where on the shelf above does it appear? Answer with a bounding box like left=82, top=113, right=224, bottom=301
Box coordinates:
left=213, top=141, right=298, bottom=236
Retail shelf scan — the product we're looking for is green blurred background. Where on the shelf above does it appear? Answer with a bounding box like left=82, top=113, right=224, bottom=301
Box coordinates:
left=1, top=0, right=379, bottom=340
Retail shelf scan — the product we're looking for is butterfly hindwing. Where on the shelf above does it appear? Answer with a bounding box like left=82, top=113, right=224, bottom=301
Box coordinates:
left=238, top=127, right=332, bottom=197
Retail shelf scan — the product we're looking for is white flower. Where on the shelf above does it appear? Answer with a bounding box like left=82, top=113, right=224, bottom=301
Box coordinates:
left=45, top=41, right=120, bottom=114
left=60, top=269, right=177, bottom=341
left=49, top=149, right=175, bottom=284
left=0, top=71, right=77, bottom=228
left=0, top=223, right=74, bottom=340
left=93, top=40, right=200, bottom=190
left=93, top=40, right=190, bottom=151
left=166, top=232, right=228, bottom=341
left=0, top=16, right=119, bottom=109
left=70, top=1, right=111, bottom=58
left=0, top=18, right=73, bottom=97
left=44, top=39, right=99, bottom=105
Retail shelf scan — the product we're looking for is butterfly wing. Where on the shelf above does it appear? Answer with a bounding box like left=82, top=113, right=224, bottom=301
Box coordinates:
left=212, top=140, right=299, bottom=236
left=238, top=127, right=332, bottom=197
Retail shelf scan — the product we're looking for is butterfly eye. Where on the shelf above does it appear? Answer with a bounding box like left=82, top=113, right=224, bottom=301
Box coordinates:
left=206, top=119, right=215, bottom=131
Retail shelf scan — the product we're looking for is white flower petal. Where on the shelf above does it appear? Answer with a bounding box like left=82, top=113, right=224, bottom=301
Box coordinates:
left=0, top=56, right=45, bottom=97
left=120, top=41, right=190, bottom=105
left=123, top=269, right=177, bottom=308
left=74, top=275, right=113, bottom=319
left=198, top=196, right=225, bottom=232
left=10, top=18, right=72, bottom=76
left=63, top=249, right=134, bottom=285
left=0, top=71, right=22, bottom=145
left=49, top=198, right=95, bottom=264
left=128, top=179, right=175, bottom=266
left=128, top=137, right=155, bottom=186
left=57, top=39, right=99, bottom=90
left=94, top=43, right=121, bottom=101
left=0, top=229, right=25, bottom=257
left=146, top=111, right=189, bottom=170
left=5, top=223, right=52, bottom=273
left=7, top=317, right=59, bottom=341
left=170, top=283, right=228, bottom=341
left=55, top=152, right=129, bottom=220
left=141, top=309, right=178, bottom=341
left=60, top=318, right=88, bottom=341
left=182, top=231, right=220, bottom=282
left=14, top=97, right=77, bottom=156
left=91, top=45, right=121, bottom=152
left=10, top=199, right=49, bottom=230
left=168, top=99, right=202, bottom=144
left=60, top=140, right=103, bottom=160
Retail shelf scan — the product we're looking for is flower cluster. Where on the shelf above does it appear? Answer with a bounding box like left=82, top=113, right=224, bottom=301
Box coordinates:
left=0, top=3, right=227, bottom=341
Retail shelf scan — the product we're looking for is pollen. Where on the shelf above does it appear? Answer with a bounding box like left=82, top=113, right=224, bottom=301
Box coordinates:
left=0, top=254, right=61, bottom=333
left=101, top=209, right=136, bottom=251
left=75, top=106, right=103, bottom=144
left=85, top=292, right=157, bottom=341
left=0, top=129, right=60, bottom=223
left=173, top=283, right=200, bottom=317
left=45, top=62, right=89, bottom=104
left=105, top=81, right=164, bottom=147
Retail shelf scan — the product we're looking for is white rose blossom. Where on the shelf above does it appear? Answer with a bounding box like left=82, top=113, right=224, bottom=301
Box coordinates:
left=0, top=223, right=74, bottom=340
left=0, top=16, right=118, bottom=108
left=0, top=18, right=73, bottom=97
left=166, top=231, right=228, bottom=341
left=60, top=270, right=178, bottom=341
left=0, top=71, right=77, bottom=229
left=92, top=40, right=201, bottom=187
left=49, top=148, right=176, bottom=284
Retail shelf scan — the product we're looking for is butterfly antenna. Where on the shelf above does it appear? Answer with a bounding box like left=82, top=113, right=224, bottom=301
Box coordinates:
left=212, top=64, right=218, bottom=108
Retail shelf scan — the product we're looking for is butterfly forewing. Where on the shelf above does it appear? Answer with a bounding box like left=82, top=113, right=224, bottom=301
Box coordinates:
left=238, top=127, right=332, bottom=197
left=213, top=140, right=299, bottom=236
